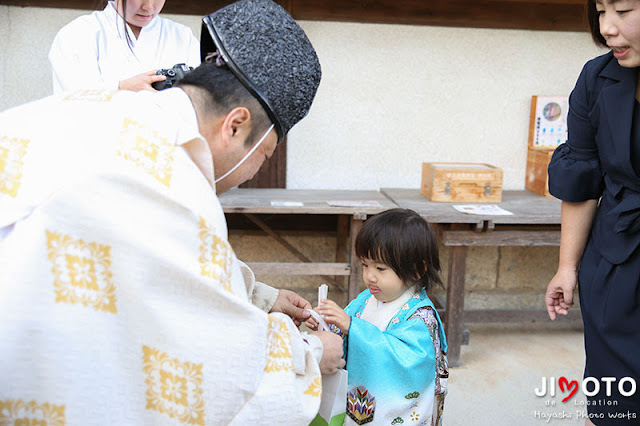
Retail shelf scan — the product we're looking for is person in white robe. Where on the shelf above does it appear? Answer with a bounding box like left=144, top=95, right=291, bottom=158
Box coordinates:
left=0, top=1, right=344, bottom=424
left=49, top=0, right=200, bottom=94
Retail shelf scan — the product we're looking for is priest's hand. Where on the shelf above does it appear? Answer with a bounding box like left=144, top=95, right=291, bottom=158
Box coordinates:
left=270, top=289, right=312, bottom=326
left=313, top=331, right=346, bottom=375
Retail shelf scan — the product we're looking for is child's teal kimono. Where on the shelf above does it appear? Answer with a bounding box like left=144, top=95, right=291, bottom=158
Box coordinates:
left=339, top=289, right=448, bottom=426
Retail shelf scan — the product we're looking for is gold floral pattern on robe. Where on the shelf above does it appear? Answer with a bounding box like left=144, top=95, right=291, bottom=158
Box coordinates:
left=0, top=136, right=29, bottom=198
left=265, top=316, right=294, bottom=373
left=304, top=376, right=322, bottom=397
left=0, top=399, right=66, bottom=425
left=198, top=217, right=233, bottom=292
left=142, top=345, right=205, bottom=425
left=62, top=89, right=114, bottom=102
left=118, top=118, right=174, bottom=187
left=45, top=230, right=117, bottom=314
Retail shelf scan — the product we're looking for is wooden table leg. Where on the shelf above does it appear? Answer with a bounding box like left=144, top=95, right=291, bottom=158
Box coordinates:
left=335, top=215, right=349, bottom=284
left=446, top=245, right=468, bottom=367
left=348, top=214, right=365, bottom=302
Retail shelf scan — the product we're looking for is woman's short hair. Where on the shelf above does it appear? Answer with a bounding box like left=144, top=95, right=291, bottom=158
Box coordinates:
left=587, top=0, right=609, bottom=47
left=355, top=208, right=443, bottom=292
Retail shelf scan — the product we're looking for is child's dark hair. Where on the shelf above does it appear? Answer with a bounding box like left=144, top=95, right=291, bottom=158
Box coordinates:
left=355, top=208, right=443, bottom=292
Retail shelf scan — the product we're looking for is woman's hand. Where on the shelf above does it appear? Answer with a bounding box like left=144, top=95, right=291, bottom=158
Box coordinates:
left=317, top=299, right=351, bottom=335
left=544, top=200, right=597, bottom=321
left=118, top=70, right=166, bottom=92
left=545, top=267, right=578, bottom=320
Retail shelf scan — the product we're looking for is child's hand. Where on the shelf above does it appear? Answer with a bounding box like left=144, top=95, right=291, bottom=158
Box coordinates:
left=317, top=299, right=351, bottom=335
left=304, top=313, right=319, bottom=330
left=304, top=307, right=328, bottom=330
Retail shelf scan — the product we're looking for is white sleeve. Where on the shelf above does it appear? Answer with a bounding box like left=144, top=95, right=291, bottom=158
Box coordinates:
left=301, top=332, right=324, bottom=364
left=49, top=21, right=117, bottom=94
left=187, top=31, right=201, bottom=69
left=229, top=313, right=322, bottom=425
left=238, top=260, right=280, bottom=312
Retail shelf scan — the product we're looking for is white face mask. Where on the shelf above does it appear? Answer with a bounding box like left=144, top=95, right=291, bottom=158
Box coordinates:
left=214, top=124, right=275, bottom=184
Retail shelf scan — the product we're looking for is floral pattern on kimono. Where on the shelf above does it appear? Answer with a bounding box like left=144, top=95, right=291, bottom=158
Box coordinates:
left=340, top=289, right=448, bottom=426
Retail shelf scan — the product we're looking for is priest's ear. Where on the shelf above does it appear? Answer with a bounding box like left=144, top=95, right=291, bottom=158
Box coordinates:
left=220, top=107, right=252, bottom=148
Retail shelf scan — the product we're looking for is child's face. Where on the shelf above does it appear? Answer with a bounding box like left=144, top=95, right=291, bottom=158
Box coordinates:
left=361, top=258, right=406, bottom=303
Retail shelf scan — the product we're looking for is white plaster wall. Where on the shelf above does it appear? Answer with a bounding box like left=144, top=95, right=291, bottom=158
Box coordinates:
left=1, top=6, right=604, bottom=190
left=0, top=6, right=201, bottom=109
left=291, top=22, right=605, bottom=190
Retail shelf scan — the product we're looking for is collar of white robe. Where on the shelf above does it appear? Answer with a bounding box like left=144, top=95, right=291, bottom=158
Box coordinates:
left=214, top=124, right=275, bottom=184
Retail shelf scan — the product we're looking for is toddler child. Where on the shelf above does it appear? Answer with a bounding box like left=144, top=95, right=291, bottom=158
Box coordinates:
left=308, top=208, right=448, bottom=426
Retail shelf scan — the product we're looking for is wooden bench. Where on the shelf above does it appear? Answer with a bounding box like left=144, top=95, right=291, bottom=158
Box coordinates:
left=219, top=188, right=398, bottom=300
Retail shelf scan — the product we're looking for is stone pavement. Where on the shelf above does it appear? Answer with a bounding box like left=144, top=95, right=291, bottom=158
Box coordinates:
left=445, top=322, right=589, bottom=425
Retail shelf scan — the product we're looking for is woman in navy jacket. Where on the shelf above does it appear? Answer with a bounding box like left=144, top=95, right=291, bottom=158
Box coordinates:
left=546, top=0, right=640, bottom=423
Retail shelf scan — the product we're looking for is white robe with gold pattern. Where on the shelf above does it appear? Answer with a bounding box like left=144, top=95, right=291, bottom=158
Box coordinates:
left=0, top=88, right=321, bottom=425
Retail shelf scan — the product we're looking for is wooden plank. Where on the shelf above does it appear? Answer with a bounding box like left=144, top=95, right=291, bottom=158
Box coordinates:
left=381, top=188, right=487, bottom=225
left=0, top=0, right=234, bottom=13
left=1, top=0, right=588, bottom=32
left=335, top=214, right=349, bottom=284
left=462, top=308, right=582, bottom=323
left=220, top=188, right=397, bottom=215
left=381, top=188, right=561, bottom=225
left=243, top=213, right=344, bottom=293
left=442, top=229, right=561, bottom=246
left=335, top=214, right=350, bottom=262
left=348, top=217, right=364, bottom=302
left=246, top=262, right=350, bottom=275
left=445, top=243, right=468, bottom=368
left=226, top=213, right=338, bottom=232
left=290, top=0, right=587, bottom=31
left=243, top=213, right=312, bottom=264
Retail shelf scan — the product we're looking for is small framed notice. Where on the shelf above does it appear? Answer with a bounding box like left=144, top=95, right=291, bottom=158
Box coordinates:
left=528, top=96, right=568, bottom=148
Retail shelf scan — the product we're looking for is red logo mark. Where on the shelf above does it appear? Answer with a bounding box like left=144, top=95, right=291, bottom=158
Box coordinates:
left=559, top=376, right=579, bottom=402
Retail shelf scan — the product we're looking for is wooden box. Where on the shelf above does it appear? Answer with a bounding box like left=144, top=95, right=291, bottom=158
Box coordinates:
left=421, top=162, right=503, bottom=203
left=525, top=147, right=554, bottom=197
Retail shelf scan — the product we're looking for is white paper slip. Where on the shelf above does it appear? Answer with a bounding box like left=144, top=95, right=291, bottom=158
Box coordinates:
left=270, top=200, right=304, bottom=207
left=306, top=309, right=330, bottom=331
left=316, top=284, right=329, bottom=331
left=453, top=205, right=514, bottom=215
left=318, top=284, right=328, bottom=303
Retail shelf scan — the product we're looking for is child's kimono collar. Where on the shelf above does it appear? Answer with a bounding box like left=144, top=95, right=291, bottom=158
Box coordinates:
left=361, top=285, right=417, bottom=331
